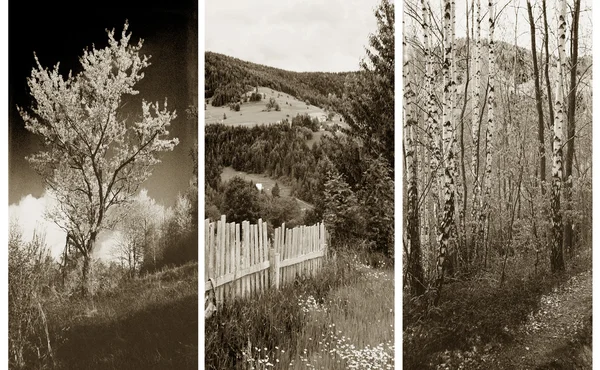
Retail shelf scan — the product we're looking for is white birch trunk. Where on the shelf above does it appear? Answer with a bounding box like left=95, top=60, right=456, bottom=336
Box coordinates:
left=551, top=0, right=566, bottom=272
left=435, top=0, right=456, bottom=297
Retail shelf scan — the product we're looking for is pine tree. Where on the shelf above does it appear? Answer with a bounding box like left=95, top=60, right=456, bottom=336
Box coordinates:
left=272, top=182, right=280, bottom=197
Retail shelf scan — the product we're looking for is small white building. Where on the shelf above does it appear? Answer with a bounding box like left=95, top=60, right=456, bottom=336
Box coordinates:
left=256, top=183, right=263, bottom=192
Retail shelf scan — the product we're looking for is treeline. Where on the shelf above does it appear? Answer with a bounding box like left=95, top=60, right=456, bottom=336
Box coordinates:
left=205, top=121, right=393, bottom=256
left=205, top=51, right=355, bottom=108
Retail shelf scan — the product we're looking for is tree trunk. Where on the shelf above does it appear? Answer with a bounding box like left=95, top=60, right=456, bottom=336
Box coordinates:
left=457, top=0, right=470, bottom=266
left=81, top=253, right=92, bottom=297
left=435, top=0, right=456, bottom=304
left=542, top=0, right=554, bottom=134
left=563, top=0, right=580, bottom=258
left=470, top=0, right=482, bottom=265
left=551, top=0, right=566, bottom=272
left=527, top=0, right=546, bottom=193
left=404, top=17, right=424, bottom=296
left=481, top=0, right=495, bottom=269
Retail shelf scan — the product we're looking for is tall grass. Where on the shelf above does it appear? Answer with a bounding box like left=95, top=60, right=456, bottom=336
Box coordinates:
left=9, top=223, right=54, bottom=369
left=205, top=250, right=394, bottom=370
left=45, top=262, right=198, bottom=369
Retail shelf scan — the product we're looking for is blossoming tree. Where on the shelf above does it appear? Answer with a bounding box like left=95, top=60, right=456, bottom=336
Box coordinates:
left=18, top=22, right=179, bottom=295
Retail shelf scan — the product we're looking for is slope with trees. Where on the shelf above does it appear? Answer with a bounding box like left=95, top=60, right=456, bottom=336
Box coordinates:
left=205, top=51, right=355, bottom=109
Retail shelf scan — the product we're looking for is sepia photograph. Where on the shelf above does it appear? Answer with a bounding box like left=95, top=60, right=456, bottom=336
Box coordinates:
left=8, top=0, right=198, bottom=368
left=204, top=0, right=395, bottom=369
left=402, top=0, right=592, bottom=368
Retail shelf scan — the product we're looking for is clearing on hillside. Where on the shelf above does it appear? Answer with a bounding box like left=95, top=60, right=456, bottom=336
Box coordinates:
left=221, top=166, right=314, bottom=211
left=205, top=86, right=346, bottom=128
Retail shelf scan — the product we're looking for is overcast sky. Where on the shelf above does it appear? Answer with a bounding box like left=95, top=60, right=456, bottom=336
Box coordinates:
left=205, top=0, right=384, bottom=72
left=404, top=0, right=592, bottom=55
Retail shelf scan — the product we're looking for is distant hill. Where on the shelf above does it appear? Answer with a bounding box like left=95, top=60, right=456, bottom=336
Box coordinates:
left=205, top=51, right=358, bottom=108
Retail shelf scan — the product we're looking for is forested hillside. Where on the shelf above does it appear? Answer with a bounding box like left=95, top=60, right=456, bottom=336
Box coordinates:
left=205, top=51, right=356, bottom=108
left=205, top=1, right=394, bottom=258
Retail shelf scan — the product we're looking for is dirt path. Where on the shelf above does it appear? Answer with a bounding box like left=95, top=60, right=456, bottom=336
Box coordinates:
left=482, top=270, right=592, bottom=369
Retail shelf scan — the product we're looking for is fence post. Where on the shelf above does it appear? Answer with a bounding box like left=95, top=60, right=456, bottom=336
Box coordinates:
left=268, top=247, right=280, bottom=290
left=320, top=223, right=328, bottom=261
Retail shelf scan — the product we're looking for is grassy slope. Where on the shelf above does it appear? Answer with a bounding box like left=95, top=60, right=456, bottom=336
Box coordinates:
left=204, top=51, right=353, bottom=109
left=205, top=86, right=346, bottom=129
left=220, top=166, right=314, bottom=211
left=46, top=263, right=198, bottom=369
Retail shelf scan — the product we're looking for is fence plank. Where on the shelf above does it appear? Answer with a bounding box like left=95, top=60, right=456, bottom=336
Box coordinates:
left=207, top=222, right=214, bottom=283
left=234, top=224, right=242, bottom=297
left=279, top=249, right=325, bottom=268
left=228, top=222, right=235, bottom=299
left=254, top=224, right=259, bottom=297
left=204, top=260, right=270, bottom=291
left=262, top=221, right=268, bottom=293
left=243, top=221, right=249, bottom=298
left=258, top=219, right=264, bottom=294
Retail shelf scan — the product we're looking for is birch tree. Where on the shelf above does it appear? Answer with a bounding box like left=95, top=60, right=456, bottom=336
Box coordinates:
left=423, top=0, right=443, bottom=254
left=527, top=0, right=546, bottom=192
left=551, top=0, right=566, bottom=272
left=470, top=0, right=483, bottom=264
left=404, top=18, right=424, bottom=296
left=563, top=0, right=581, bottom=257
left=434, top=0, right=456, bottom=301
left=18, top=22, right=179, bottom=295
left=481, top=0, right=495, bottom=267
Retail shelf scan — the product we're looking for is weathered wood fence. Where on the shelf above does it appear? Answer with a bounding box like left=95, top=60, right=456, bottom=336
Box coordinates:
left=204, top=215, right=327, bottom=306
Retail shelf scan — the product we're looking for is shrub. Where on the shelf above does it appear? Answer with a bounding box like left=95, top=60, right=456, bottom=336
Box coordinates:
left=9, top=223, right=54, bottom=369
left=265, top=97, right=278, bottom=111
left=249, top=92, right=262, bottom=102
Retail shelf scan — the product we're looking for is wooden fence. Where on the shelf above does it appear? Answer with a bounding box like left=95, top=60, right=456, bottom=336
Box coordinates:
left=204, top=215, right=327, bottom=306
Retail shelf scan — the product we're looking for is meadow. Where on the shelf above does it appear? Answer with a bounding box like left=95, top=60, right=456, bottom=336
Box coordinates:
left=205, top=250, right=394, bottom=370
left=221, top=166, right=314, bottom=211
left=205, top=86, right=346, bottom=128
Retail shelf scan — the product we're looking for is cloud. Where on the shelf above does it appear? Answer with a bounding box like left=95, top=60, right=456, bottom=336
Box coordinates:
left=205, top=0, right=379, bottom=72
left=8, top=192, right=117, bottom=261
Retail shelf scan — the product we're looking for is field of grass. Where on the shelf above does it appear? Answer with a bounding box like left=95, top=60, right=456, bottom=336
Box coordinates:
left=220, top=166, right=314, bottom=211
left=44, top=263, right=198, bottom=369
left=205, top=251, right=394, bottom=370
left=221, top=166, right=292, bottom=197
left=205, top=86, right=346, bottom=128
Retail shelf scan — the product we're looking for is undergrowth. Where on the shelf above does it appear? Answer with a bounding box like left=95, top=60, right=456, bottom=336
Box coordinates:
left=44, top=262, right=198, bottom=369
left=205, top=248, right=394, bottom=369
left=403, top=251, right=591, bottom=370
